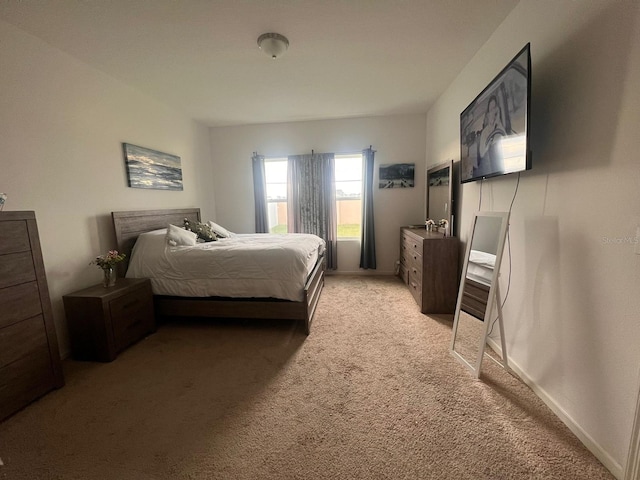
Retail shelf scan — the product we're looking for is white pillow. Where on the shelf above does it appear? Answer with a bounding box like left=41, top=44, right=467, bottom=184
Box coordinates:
left=166, top=224, right=197, bottom=246
left=208, top=220, right=234, bottom=238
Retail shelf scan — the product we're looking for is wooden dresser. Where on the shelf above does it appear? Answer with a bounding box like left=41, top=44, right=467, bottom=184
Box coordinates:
left=399, top=227, right=460, bottom=314
left=0, top=211, right=64, bottom=422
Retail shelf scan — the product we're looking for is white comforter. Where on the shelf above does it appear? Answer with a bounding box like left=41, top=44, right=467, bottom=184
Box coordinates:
left=466, top=249, right=496, bottom=287
left=126, top=229, right=325, bottom=301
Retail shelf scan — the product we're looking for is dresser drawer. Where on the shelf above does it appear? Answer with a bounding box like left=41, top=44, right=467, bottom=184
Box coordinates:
left=0, top=252, right=36, bottom=289
left=0, top=315, right=49, bottom=368
left=399, top=263, right=409, bottom=284
left=407, top=270, right=422, bottom=306
left=400, top=238, right=410, bottom=262
left=406, top=259, right=422, bottom=284
left=0, top=220, right=31, bottom=255
left=0, top=282, right=42, bottom=329
left=110, top=287, right=154, bottom=352
left=400, top=248, right=411, bottom=268
left=0, top=347, right=55, bottom=421
left=406, top=248, right=422, bottom=268
left=402, top=234, right=423, bottom=256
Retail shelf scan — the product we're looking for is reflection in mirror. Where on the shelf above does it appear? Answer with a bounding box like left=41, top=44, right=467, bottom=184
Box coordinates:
left=450, top=211, right=510, bottom=378
left=426, top=161, right=453, bottom=232
left=462, top=215, right=502, bottom=321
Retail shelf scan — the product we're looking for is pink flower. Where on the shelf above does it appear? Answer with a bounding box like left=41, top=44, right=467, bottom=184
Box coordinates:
left=91, top=250, right=126, bottom=269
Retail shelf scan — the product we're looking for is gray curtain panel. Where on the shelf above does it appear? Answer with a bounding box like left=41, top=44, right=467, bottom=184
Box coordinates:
left=287, top=153, right=337, bottom=270
left=251, top=153, right=269, bottom=233
left=359, top=147, right=376, bottom=269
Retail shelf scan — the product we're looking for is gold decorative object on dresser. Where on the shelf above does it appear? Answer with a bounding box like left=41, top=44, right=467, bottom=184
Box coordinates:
left=0, top=211, right=64, bottom=422
left=399, top=227, right=460, bottom=314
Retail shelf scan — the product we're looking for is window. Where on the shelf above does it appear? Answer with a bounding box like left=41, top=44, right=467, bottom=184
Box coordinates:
left=335, top=154, right=362, bottom=239
left=264, top=153, right=363, bottom=238
left=264, top=158, right=288, bottom=233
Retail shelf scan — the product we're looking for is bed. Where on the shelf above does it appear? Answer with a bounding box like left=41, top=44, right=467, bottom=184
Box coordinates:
left=112, top=208, right=325, bottom=334
left=460, top=249, right=495, bottom=321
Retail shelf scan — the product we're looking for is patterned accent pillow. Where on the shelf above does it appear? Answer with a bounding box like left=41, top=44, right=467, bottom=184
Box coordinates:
left=183, top=218, right=218, bottom=242
left=207, top=220, right=234, bottom=238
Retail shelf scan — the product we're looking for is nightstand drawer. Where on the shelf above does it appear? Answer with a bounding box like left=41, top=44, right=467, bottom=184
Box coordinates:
left=110, top=288, right=154, bottom=352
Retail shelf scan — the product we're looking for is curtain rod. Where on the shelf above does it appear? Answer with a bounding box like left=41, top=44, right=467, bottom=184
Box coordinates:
left=259, top=146, right=375, bottom=158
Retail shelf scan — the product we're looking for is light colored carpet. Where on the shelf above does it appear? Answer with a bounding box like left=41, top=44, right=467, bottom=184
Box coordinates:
left=0, top=275, right=613, bottom=479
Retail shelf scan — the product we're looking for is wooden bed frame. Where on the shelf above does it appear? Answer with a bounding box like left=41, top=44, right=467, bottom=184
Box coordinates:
left=111, top=208, right=325, bottom=334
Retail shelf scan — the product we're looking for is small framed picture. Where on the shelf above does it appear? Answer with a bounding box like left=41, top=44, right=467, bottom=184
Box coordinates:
left=379, top=163, right=415, bottom=188
left=0, top=193, right=7, bottom=211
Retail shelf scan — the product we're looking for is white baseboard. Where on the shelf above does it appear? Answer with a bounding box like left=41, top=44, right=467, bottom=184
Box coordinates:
left=486, top=337, right=623, bottom=480
left=624, top=372, right=640, bottom=480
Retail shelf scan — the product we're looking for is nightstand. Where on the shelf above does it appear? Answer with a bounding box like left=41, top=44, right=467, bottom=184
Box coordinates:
left=63, top=278, right=155, bottom=361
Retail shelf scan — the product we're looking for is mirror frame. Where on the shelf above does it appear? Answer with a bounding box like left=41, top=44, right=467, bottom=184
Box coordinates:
left=450, top=211, right=510, bottom=378
left=426, top=160, right=454, bottom=235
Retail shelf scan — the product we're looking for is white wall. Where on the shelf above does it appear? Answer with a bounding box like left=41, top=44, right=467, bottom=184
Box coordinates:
left=0, top=20, right=215, bottom=355
left=209, top=114, right=427, bottom=274
left=426, top=1, right=640, bottom=477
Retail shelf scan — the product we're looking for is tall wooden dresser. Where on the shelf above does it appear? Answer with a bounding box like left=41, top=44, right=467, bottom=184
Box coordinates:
left=399, top=227, right=460, bottom=314
left=0, top=211, right=64, bottom=422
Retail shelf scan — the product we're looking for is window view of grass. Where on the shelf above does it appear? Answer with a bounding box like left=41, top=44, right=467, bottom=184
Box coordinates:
left=270, top=224, right=360, bottom=238
left=338, top=224, right=361, bottom=238
left=265, top=155, right=363, bottom=239
left=270, top=224, right=287, bottom=234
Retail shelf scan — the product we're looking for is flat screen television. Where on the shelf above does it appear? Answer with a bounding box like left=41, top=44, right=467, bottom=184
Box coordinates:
left=460, top=43, right=531, bottom=183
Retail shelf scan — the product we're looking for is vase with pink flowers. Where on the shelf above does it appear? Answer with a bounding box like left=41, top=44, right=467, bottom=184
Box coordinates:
left=91, top=250, right=126, bottom=287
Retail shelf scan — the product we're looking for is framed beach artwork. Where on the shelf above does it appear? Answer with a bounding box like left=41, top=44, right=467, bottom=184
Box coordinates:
left=123, top=143, right=183, bottom=190
left=379, top=163, right=415, bottom=189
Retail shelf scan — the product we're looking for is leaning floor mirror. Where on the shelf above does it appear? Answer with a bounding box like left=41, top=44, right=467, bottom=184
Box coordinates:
left=450, top=211, right=510, bottom=378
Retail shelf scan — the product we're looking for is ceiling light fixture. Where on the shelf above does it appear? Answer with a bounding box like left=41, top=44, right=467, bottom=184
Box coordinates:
left=257, top=33, right=289, bottom=59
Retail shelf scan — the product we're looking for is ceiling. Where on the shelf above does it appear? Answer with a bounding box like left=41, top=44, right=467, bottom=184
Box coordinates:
left=0, top=0, right=519, bottom=127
